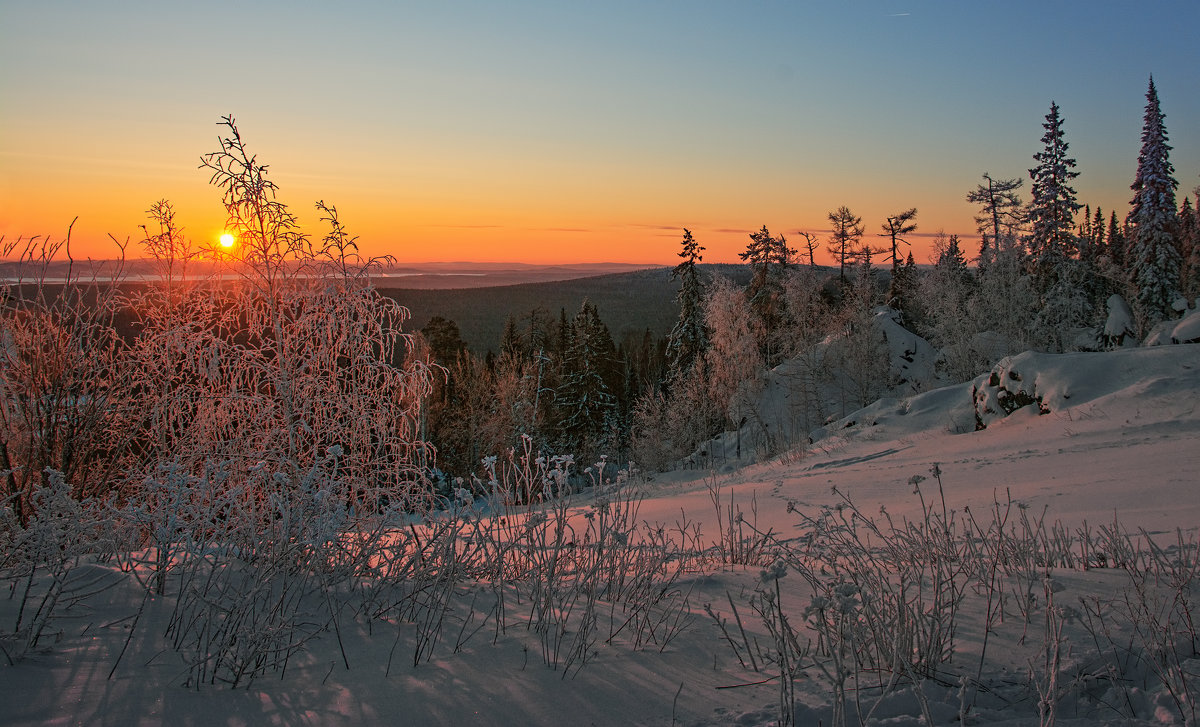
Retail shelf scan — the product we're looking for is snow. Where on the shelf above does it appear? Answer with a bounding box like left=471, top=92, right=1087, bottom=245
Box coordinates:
left=1103, top=294, right=1135, bottom=345
left=739, top=307, right=945, bottom=459
left=1170, top=306, right=1200, bottom=344
left=3, top=344, right=1200, bottom=726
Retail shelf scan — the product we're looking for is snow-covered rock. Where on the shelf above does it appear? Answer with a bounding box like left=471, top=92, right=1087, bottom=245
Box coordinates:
left=731, top=306, right=943, bottom=458
left=973, top=345, right=1200, bottom=428
left=1170, top=306, right=1200, bottom=344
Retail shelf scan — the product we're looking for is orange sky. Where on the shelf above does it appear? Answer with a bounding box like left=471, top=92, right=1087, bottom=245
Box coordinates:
left=3, top=3, right=1197, bottom=266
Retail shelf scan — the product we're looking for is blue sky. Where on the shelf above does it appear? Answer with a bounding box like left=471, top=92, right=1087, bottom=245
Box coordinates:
left=2, top=1, right=1197, bottom=262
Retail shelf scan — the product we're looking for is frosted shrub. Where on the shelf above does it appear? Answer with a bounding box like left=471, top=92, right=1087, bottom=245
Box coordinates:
left=0, top=233, right=135, bottom=528
left=1, top=469, right=115, bottom=660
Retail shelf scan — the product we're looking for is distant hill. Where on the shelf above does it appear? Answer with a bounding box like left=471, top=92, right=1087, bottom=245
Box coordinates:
left=371, top=261, right=663, bottom=289
left=379, top=264, right=753, bottom=353
left=0, top=259, right=658, bottom=287
left=0, top=258, right=756, bottom=354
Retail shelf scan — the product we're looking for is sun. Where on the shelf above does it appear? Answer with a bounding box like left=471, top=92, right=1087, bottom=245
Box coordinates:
left=218, top=232, right=235, bottom=249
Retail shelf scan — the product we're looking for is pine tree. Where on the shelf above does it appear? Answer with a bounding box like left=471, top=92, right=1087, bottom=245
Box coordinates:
left=1027, top=102, right=1082, bottom=282
left=666, top=229, right=708, bottom=387
left=1126, top=76, right=1181, bottom=328
left=827, top=206, right=864, bottom=287
left=880, top=208, right=918, bottom=277
left=967, top=173, right=1024, bottom=265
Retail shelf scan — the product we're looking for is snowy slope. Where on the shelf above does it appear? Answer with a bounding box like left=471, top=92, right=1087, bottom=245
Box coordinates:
left=2, top=344, right=1199, bottom=726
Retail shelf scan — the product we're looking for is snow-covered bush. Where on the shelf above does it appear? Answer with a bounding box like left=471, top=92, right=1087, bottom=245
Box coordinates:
left=124, top=117, right=436, bottom=518
left=0, top=234, right=135, bottom=527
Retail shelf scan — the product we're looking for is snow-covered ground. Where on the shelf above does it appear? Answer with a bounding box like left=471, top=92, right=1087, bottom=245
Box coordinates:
left=2, top=344, right=1198, bottom=726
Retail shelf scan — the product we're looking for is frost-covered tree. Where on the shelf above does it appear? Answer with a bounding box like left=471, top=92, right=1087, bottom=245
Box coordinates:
left=827, top=206, right=864, bottom=287
left=1, top=227, right=133, bottom=526
left=1033, top=258, right=1096, bottom=352
left=1126, top=77, right=1181, bottom=329
left=972, top=232, right=1036, bottom=355
left=919, top=234, right=984, bottom=380
left=703, top=277, right=763, bottom=433
left=830, top=261, right=889, bottom=412
left=1027, top=102, right=1082, bottom=283
left=739, top=225, right=795, bottom=366
left=666, top=229, right=708, bottom=386
left=1026, top=102, right=1093, bottom=350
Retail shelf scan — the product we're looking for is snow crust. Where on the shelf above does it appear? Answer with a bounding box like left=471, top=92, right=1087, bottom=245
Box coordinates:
left=3, top=344, right=1199, bottom=726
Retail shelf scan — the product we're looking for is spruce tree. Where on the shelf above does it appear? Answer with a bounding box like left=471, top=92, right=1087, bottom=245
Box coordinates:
left=1179, top=197, right=1199, bottom=300
left=1108, top=211, right=1126, bottom=270
left=666, top=229, right=708, bottom=387
left=1126, top=76, right=1181, bottom=328
left=1027, top=102, right=1082, bottom=283
left=935, top=234, right=971, bottom=283
left=1027, top=102, right=1090, bottom=349
left=1089, top=206, right=1106, bottom=263
left=556, top=300, right=617, bottom=458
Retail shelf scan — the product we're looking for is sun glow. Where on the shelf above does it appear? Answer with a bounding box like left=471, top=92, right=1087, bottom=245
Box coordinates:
left=218, top=233, right=235, bottom=249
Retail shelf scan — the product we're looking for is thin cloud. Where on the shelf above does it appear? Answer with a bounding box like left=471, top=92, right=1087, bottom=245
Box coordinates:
left=626, top=223, right=683, bottom=232
left=426, top=223, right=503, bottom=229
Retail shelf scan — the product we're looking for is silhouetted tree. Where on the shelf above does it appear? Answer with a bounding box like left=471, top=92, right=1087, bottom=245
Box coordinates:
left=879, top=207, right=918, bottom=276
left=666, top=229, right=708, bottom=386
left=827, top=206, right=864, bottom=287
left=967, top=173, right=1024, bottom=267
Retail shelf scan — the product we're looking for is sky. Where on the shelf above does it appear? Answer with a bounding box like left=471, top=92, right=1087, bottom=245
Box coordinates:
left=2, top=1, right=1198, bottom=265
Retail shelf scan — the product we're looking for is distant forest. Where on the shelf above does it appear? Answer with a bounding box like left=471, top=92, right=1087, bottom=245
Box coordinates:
left=382, top=264, right=753, bottom=355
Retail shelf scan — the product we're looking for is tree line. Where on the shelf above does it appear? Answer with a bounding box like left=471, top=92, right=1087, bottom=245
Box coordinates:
left=2, top=77, right=1196, bottom=525
left=415, top=77, right=1198, bottom=477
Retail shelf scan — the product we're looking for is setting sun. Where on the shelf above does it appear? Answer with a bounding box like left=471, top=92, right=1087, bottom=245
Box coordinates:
left=218, top=233, right=235, bottom=249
